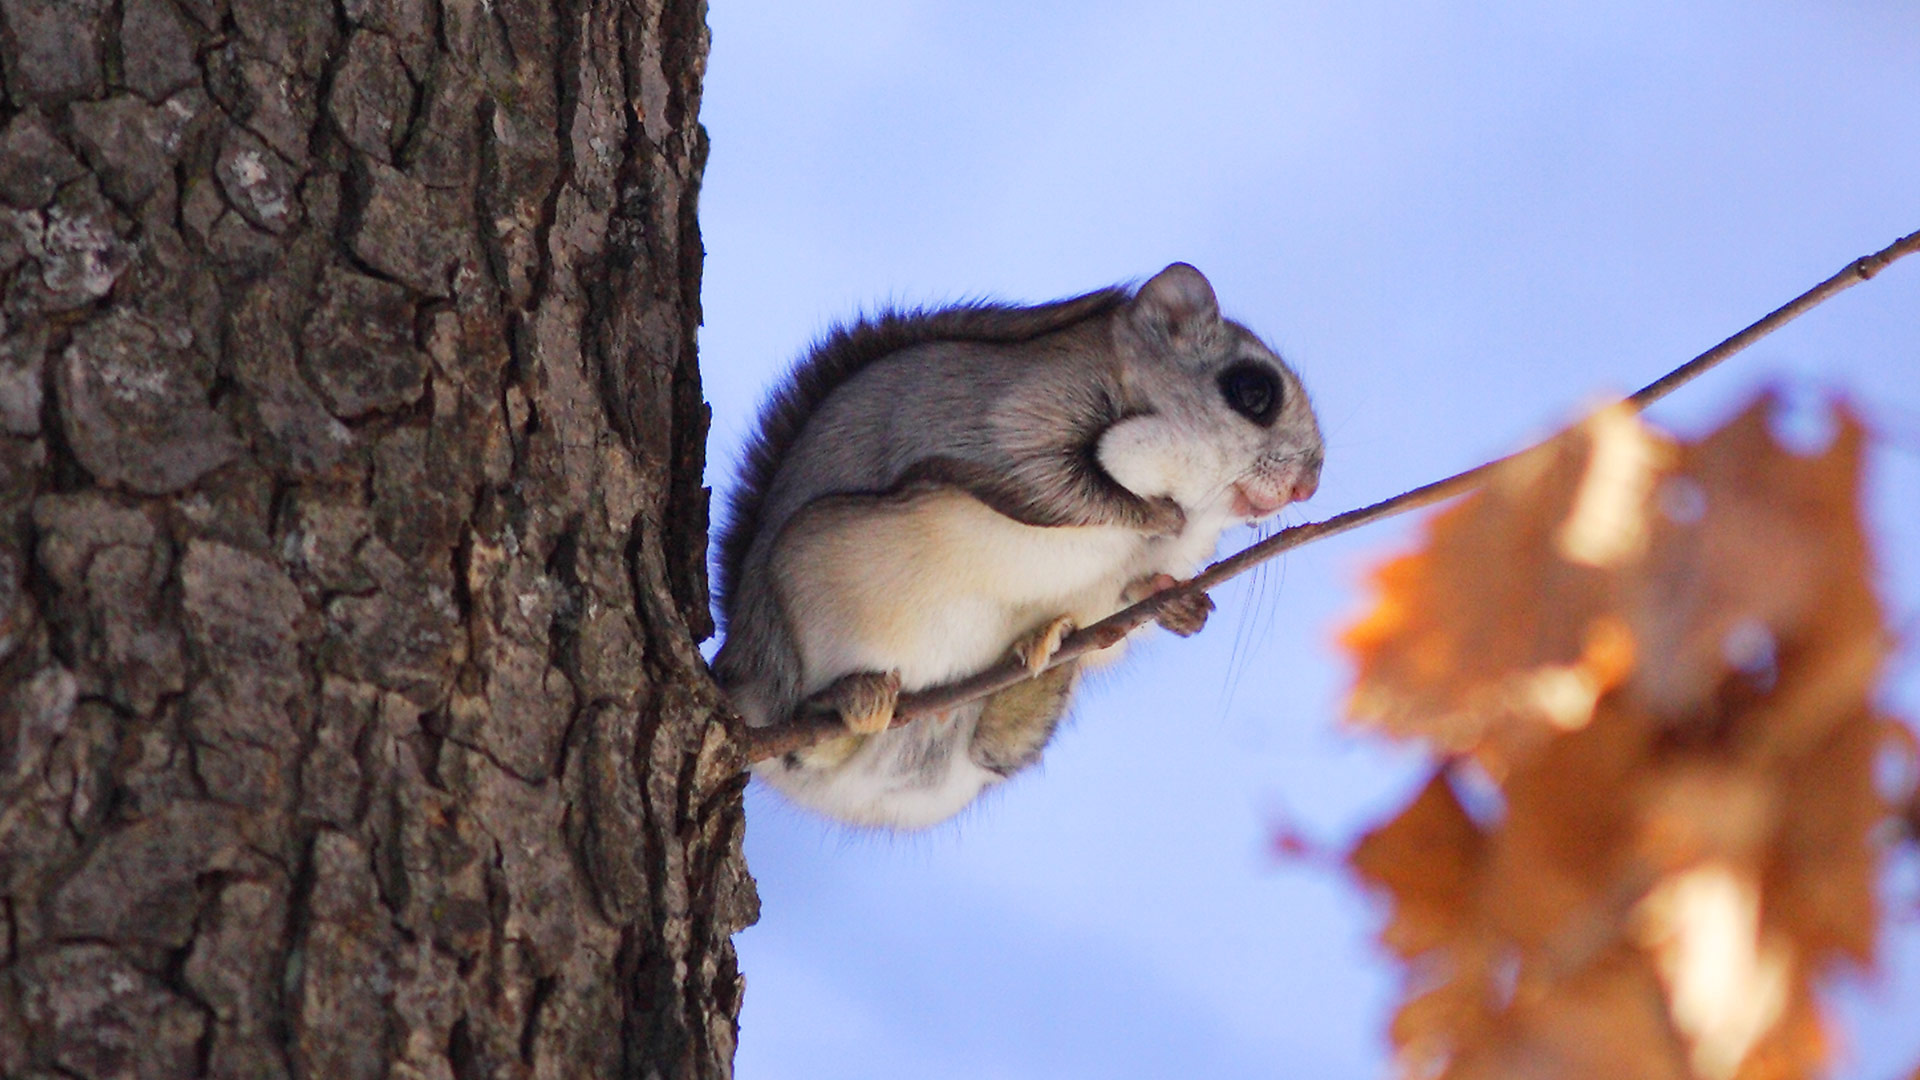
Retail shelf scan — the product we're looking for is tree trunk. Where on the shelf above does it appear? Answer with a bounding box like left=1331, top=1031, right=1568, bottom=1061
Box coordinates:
left=0, top=0, right=753, bottom=1076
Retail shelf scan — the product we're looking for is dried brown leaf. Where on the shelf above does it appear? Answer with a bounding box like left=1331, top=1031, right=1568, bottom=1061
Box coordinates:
left=1451, top=952, right=1690, bottom=1080
left=1345, top=406, right=1665, bottom=764
left=1353, top=772, right=1488, bottom=960
left=1389, top=946, right=1500, bottom=1073
left=1730, top=995, right=1827, bottom=1080
left=1764, top=709, right=1885, bottom=965
left=1484, top=701, right=1651, bottom=951
left=1342, top=393, right=1895, bottom=1080
left=1629, top=395, right=1884, bottom=753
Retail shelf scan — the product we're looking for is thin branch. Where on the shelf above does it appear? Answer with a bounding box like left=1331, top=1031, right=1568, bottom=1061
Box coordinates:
left=741, top=229, right=1920, bottom=764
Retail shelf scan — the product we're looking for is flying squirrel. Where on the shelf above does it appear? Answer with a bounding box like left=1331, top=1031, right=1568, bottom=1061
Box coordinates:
left=713, top=264, right=1324, bottom=828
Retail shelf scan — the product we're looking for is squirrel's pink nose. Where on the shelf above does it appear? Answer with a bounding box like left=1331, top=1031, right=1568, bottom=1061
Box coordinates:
left=1290, top=468, right=1320, bottom=503
left=1233, top=454, right=1323, bottom=519
left=1291, top=452, right=1323, bottom=502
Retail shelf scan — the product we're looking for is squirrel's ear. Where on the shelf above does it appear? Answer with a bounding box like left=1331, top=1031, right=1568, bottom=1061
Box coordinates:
left=1127, top=263, right=1220, bottom=344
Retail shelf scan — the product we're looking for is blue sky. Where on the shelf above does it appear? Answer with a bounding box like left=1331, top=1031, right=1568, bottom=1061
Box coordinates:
left=694, top=4, right=1920, bottom=1077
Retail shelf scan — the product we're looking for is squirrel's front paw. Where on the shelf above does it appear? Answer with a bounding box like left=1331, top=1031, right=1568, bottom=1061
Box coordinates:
left=1127, top=573, right=1214, bottom=637
left=1138, top=497, right=1187, bottom=537
left=1012, top=614, right=1076, bottom=675
left=810, top=670, right=902, bottom=735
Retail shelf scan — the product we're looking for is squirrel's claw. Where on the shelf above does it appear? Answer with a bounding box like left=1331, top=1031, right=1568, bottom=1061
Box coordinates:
left=1012, top=614, right=1076, bottom=675
left=1128, top=573, right=1214, bottom=637
left=1156, top=590, right=1214, bottom=637
left=810, top=670, right=902, bottom=735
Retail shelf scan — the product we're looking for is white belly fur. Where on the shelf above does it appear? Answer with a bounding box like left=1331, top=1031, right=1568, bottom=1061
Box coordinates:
left=773, top=489, right=1145, bottom=690
left=760, top=486, right=1232, bottom=827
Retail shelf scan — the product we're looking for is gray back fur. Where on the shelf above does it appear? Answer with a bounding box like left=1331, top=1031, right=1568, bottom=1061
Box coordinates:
left=714, top=287, right=1128, bottom=623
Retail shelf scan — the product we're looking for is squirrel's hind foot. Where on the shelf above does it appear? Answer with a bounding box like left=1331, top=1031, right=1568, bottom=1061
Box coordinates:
left=808, top=670, right=903, bottom=735
left=1012, top=614, right=1076, bottom=675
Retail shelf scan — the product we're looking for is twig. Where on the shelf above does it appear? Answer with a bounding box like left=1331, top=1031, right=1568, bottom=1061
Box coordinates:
left=741, top=229, right=1920, bottom=764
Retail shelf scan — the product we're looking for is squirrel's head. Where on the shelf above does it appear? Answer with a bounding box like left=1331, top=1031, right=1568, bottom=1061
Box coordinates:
left=1097, top=263, right=1324, bottom=524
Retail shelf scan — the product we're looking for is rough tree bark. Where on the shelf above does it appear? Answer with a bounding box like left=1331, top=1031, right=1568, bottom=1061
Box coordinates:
left=0, top=0, right=755, bottom=1076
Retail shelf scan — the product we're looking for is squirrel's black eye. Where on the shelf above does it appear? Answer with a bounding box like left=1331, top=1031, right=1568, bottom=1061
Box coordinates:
left=1217, top=362, right=1282, bottom=426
